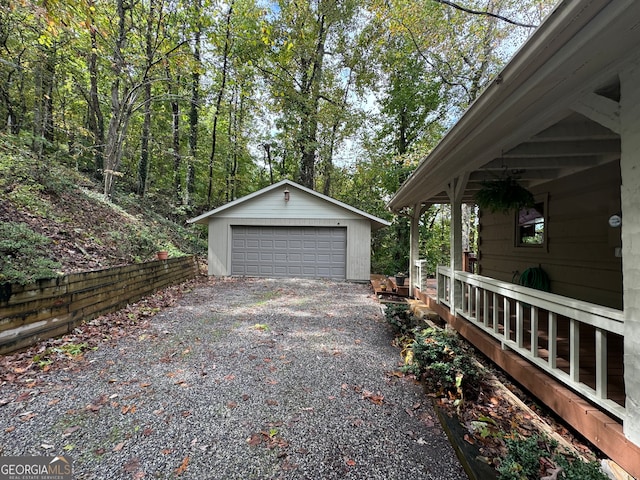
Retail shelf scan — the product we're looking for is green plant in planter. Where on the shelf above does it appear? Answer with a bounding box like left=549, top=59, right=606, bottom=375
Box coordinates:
left=475, top=177, right=535, bottom=214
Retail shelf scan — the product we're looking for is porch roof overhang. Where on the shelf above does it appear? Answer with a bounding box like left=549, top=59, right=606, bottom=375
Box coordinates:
left=387, top=0, right=639, bottom=213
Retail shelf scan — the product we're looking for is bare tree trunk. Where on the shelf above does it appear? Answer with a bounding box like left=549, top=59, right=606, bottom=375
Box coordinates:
left=137, top=0, right=157, bottom=197
left=185, top=0, right=201, bottom=207
left=263, top=143, right=274, bottom=185
left=33, top=45, right=55, bottom=159
left=297, top=13, right=327, bottom=189
left=207, top=0, right=234, bottom=207
left=103, top=0, right=137, bottom=199
left=168, top=67, right=181, bottom=201
left=87, top=0, right=105, bottom=176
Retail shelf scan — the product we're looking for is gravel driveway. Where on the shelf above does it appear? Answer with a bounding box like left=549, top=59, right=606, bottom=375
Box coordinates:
left=0, top=278, right=467, bottom=479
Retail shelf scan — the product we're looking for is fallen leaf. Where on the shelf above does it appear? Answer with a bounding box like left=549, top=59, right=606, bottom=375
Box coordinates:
left=16, top=392, right=32, bottom=402
left=63, top=426, right=81, bottom=436
left=113, top=442, right=125, bottom=452
left=361, top=390, right=384, bottom=405
left=226, top=401, right=238, bottom=409
left=345, top=458, right=356, bottom=466
left=123, top=457, right=141, bottom=473
left=174, top=456, right=189, bottom=476
left=5, top=426, right=16, bottom=433
left=48, top=398, right=61, bottom=406
left=161, top=448, right=173, bottom=455
left=266, top=399, right=279, bottom=406
left=19, top=412, right=37, bottom=422
left=247, top=434, right=262, bottom=446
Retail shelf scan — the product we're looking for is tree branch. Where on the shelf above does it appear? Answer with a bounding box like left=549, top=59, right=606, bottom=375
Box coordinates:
left=432, top=0, right=539, bottom=28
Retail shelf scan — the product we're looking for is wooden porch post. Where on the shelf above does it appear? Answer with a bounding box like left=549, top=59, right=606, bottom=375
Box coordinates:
left=448, top=174, right=469, bottom=314
left=409, top=204, right=421, bottom=293
left=621, top=58, right=640, bottom=444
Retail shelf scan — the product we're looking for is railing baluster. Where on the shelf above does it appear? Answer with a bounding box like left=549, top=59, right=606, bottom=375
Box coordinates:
left=548, top=312, right=557, bottom=369
left=483, top=290, right=489, bottom=327
left=466, top=283, right=471, bottom=316
left=531, top=306, right=539, bottom=358
left=493, top=293, right=499, bottom=333
left=596, top=328, right=607, bottom=400
left=570, top=318, right=580, bottom=383
left=503, top=296, right=510, bottom=342
left=439, top=270, right=624, bottom=419
left=516, top=301, right=524, bottom=347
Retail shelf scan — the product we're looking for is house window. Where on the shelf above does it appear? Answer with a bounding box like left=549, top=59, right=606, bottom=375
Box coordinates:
left=517, top=202, right=545, bottom=246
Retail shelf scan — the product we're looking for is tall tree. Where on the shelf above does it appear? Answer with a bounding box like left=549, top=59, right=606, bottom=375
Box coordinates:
left=259, top=0, right=363, bottom=190
left=186, top=0, right=203, bottom=206
left=206, top=0, right=235, bottom=207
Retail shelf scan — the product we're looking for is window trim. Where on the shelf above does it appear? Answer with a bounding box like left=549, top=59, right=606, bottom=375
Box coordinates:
left=514, top=193, right=548, bottom=251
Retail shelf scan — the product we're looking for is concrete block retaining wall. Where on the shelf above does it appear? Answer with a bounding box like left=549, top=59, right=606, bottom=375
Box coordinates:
left=0, top=256, right=199, bottom=355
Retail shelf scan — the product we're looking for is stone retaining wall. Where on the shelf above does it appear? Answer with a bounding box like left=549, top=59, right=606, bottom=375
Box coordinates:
left=0, top=256, right=199, bottom=354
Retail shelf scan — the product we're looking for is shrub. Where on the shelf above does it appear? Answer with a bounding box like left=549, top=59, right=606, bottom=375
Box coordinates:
left=410, top=327, right=484, bottom=401
left=497, top=434, right=609, bottom=480
left=0, top=222, right=61, bottom=285
left=384, top=303, right=412, bottom=333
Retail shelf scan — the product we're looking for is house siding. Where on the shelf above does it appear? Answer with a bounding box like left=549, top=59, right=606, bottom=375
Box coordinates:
left=217, top=186, right=361, bottom=220
left=478, top=161, right=622, bottom=309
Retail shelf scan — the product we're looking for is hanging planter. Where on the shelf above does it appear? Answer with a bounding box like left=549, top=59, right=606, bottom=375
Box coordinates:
left=474, top=177, right=535, bottom=214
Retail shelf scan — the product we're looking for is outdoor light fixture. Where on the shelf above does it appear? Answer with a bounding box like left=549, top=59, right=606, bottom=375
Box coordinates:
left=284, top=189, right=290, bottom=202
left=608, top=212, right=622, bottom=228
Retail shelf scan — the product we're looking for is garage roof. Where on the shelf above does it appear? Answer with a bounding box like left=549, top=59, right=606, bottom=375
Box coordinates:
left=187, top=179, right=391, bottom=230
left=388, top=0, right=636, bottom=211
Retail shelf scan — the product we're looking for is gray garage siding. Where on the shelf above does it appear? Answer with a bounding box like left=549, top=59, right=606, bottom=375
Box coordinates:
left=230, top=226, right=347, bottom=279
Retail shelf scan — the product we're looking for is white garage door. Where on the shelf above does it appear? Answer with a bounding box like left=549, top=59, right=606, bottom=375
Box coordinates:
left=231, top=226, right=347, bottom=280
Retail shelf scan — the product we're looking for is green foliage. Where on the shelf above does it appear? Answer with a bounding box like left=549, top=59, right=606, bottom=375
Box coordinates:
left=475, top=177, right=535, bottom=214
left=384, top=303, right=414, bottom=333
left=554, top=454, right=609, bottom=480
left=497, top=435, right=552, bottom=480
left=0, top=222, right=62, bottom=285
left=32, top=343, right=95, bottom=370
left=409, top=327, right=484, bottom=400
left=497, top=435, right=609, bottom=480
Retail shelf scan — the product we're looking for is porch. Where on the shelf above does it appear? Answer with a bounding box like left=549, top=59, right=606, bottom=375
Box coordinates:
left=413, top=267, right=640, bottom=477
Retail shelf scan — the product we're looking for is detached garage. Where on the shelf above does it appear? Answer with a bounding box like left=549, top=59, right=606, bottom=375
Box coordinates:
left=187, top=180, right=390, bottom=281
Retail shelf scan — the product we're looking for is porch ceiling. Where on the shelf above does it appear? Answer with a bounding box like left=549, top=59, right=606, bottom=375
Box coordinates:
left=387, top=0, right=636, bottom=212
left=426, top=112, right=621, bottom=205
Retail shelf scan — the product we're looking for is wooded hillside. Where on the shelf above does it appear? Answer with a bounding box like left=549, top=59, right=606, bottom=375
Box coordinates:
left=0, top=0, right=556, bottom=278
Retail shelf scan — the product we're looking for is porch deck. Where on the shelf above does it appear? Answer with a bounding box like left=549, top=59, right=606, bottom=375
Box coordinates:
left=414, top=271, right=640, bottom=478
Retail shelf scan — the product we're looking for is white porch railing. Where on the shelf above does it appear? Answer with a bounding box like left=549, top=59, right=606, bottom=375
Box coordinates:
left=436, top=266, right=625, bottom=419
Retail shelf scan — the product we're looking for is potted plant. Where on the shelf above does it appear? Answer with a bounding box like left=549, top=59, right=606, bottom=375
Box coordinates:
left=395, top=272, right=407, bottom=286
left=474, top=176, right=534, bottom=214
left=156, top=245, right=170, bottom=260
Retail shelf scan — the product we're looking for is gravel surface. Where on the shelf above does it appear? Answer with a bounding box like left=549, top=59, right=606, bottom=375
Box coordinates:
left=0, top=278, right=468, bottom=479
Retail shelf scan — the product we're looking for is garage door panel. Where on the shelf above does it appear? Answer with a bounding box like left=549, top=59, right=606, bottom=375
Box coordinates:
left=231, top=226, right=346, bottom=279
